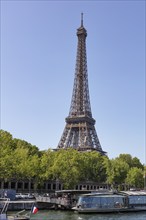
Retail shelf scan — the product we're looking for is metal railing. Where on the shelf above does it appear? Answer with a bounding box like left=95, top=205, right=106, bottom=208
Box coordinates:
left=0, top=198, right=10, bottom=214
left=36, top=196, right=70, bottom=207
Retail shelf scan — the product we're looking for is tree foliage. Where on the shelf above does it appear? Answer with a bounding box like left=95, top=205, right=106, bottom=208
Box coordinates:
left=0, top=130, right=144, bottom=190
left=126, top=167, right=144, bottom=188
left=0, top=130, right=40, bottom=182
left=105, top=158, right=129, bottom=185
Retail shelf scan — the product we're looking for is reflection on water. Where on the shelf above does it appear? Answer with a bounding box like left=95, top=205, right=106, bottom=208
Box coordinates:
left=29, top=210, right=146, bottom=220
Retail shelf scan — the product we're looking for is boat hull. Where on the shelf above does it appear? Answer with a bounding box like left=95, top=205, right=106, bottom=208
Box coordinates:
left=74, top=207, right=146, bottom=214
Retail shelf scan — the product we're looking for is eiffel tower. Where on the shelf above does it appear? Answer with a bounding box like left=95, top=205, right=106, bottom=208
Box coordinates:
left=57, top=14, right=106, bottom=155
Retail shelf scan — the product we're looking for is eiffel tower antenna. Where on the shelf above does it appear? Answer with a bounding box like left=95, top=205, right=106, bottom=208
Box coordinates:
left=81, top=12, right=83, bottom=26
left=57, top=16, right=106, bottom=155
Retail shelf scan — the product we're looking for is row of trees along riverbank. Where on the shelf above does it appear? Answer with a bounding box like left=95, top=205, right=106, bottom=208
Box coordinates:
left=0, top=130, right=145, bottom=190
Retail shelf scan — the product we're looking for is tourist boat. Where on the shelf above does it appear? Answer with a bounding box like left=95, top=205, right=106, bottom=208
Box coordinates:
left=72, top=191, right=146, bottom=213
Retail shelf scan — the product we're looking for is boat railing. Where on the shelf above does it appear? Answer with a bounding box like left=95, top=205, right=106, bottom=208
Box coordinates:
left=54, top=197, right=71, bottom=206
left=0, top=198, right=10, bottom=214
left=13, top=209, right=31, bottom=219
left=36, top=196, right=71, bottom=207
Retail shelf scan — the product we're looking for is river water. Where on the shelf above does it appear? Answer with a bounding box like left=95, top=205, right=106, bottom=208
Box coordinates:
left=29, top=210, right=146, bottom=220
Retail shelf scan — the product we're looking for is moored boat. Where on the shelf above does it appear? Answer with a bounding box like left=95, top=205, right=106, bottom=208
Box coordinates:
left=0, top=198, right=30, bottom=220
left=120, top=190, right=146, bottom=211
left=73, top=191, right=146, bottom=213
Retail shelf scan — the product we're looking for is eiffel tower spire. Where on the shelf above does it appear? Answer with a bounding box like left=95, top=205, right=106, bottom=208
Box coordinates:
left=81, top=12, right=83, bottom=27
left=57, top=15, right=106, bottom=155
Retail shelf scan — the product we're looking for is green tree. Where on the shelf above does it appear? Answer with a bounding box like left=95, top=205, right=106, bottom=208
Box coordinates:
left=132, top=157, right=143, bottom=169
left=13, top=138, right=39, bottom=156
left=118, top=154, right=143, bottom=169
left=0, top=130, right=14, bottom=180
left=1, top=129, right=144, bottom=191
left=105, top=158, right=129, bottom=186
left=39, top=149, right=56, bottom=180
left=51, top=149, right=81, bottom=189
left=126, top=167, right=144, bottom=189
left=79, top=151, right=107, bottom=183
left=144, top=166, right=146, bottom=190
left=0, top=130, right=40, bottom=185
left=0, top=130, right=13, bottom=149
left=11, top=147, right=39, bottom=180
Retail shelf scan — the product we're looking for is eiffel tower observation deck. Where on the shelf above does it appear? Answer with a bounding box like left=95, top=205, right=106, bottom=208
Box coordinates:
left=57, top=14, right=106, bottom=155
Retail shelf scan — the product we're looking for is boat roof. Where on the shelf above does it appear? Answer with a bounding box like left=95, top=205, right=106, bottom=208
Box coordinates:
left=120, top=191, right=146, bottom=196
left=55, top=190, right=112, bottom=195
left=79, top=193, right=125, bottom=198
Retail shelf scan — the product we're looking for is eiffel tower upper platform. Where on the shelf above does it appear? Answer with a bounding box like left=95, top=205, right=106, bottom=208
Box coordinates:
left=57, top=14, right=106, bottom=155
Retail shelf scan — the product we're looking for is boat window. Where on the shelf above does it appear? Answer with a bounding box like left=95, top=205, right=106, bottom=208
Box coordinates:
left=100, top=196, right=124, bottom=208
left=77, top=195, right=126, bottom=209
left=77, top=196, right=93, bottom=208
left=90, top=197, right=100, bottom=208
left=129, top=195, right=146, bottom=204
left=100, top=197, right=110, bottom=207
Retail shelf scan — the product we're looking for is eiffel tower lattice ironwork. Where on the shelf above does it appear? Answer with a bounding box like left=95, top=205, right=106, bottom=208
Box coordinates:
left=57, top=14, right=106, bottom=155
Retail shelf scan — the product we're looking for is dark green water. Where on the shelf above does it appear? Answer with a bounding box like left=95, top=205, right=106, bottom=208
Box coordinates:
left=29, top=210, right=146, bottom=220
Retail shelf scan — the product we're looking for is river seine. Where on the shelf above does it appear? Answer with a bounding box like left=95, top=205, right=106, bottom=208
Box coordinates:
left=29, top=210, right=146, bottom=220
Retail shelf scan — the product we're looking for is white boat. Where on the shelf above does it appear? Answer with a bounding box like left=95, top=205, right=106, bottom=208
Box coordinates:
left=73, top=191, right=146, bottom=213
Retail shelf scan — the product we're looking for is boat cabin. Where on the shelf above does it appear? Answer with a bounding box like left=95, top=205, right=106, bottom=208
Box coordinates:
left=73, top=191, right=146, bottom=213
left=76, top=193, right=127, bottom=209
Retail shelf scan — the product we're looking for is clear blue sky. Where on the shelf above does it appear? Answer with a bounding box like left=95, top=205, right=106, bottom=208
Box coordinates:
left=1, top=1, right=145, bottom=163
